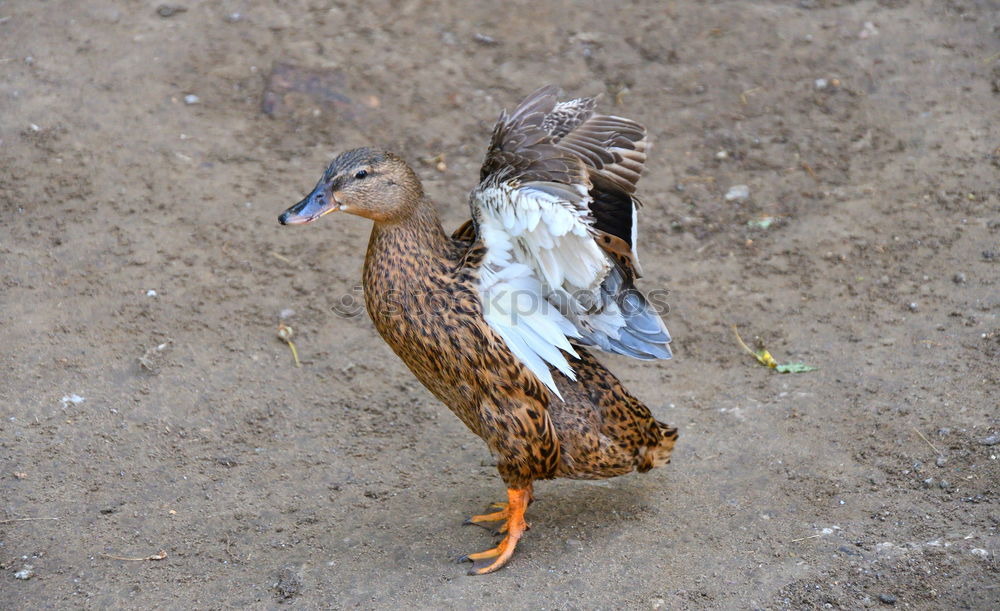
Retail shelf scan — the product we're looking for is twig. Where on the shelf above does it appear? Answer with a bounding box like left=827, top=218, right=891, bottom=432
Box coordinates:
left=0, top=516, right=60, bottom=524
left=913, top=427, right=944, bottom=457
left=269, top=251, right=294, bottom=265
left=100, top=550, right=167, bottom=562
left=790, top=534, right=823, bottom=543
left=740, top=87, right=761, bottom=106
left=733, top=325, right=755, bottom=356
left=801, top=161, right=819, bottom=181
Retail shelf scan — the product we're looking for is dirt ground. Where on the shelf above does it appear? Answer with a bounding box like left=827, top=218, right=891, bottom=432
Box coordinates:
left=2, top=0, right=998, bottom=608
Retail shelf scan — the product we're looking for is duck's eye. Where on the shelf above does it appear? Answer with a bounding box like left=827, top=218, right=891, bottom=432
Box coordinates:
left=354, top=169, right=368, bottom=180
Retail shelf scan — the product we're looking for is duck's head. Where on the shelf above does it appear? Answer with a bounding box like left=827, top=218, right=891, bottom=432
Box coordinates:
left=278, top=147, right=423, bottom=225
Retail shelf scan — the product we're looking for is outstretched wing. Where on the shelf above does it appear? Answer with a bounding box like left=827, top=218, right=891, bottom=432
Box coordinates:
left=467, top=86, right=671, bottom=398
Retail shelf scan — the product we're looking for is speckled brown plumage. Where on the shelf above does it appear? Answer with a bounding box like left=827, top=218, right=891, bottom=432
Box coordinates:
left=363, top=202, right=564, bottom=488
left=359, top=199, right=676, bottom=489
left=278, top=87, right=677, bottom=575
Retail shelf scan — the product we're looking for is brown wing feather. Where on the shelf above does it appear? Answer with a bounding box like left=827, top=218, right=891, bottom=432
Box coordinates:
left=479, top=86, right=589, bottom=189
left=451, top=218, right=477, bottom=243
left=547, top=104, right=648, bottom=197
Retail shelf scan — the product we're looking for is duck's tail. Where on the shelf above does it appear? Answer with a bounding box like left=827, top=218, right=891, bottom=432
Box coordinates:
left=637, top=421, right=679, bottom=473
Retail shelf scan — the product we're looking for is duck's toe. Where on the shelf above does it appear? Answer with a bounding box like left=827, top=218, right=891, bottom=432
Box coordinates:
left=460, top=531, right=522, bottom=575
left=458, top=487, right=530, bottom=575
left=463, top=502, right=509, bottom=529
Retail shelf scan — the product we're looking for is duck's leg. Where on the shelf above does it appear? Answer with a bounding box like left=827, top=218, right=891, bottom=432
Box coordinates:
left=459, top=486, right=531, bottom=575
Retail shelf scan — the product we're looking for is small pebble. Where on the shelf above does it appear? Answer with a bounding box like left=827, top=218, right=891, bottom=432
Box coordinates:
left=184, top=94, right=200, bottom=105
left=979, top=433, right=1000, bottom=446
left=724, top=184, right=750, bottom=201
left=473, top=32, right=499, bottom=46
left=60, top=393, right=85, bottom=407
left=952, top=272, right=966, bottom=284
left=146, top=289, right=157, bottom=297
left=907, top=302, right=918, bottom=312
left=715, top=150, right=729, bottom=160
left=938, top=480, right=950, bottom=489
left=156, top=4, right=187, bottom=17
left=935, top=456, right=947, bottom=468
left=564, top=538, right=584, bottom=551
left=814, top=78, right=829, bottom=90
left=879, top=593, right=896, bottom=605
left=922, top=477, right=934, bottom=488
left=14, top=565, right=34, bottom=580
left=226, top=12, right=243, bottom=22
left=279, top=308, right=296, bottom=320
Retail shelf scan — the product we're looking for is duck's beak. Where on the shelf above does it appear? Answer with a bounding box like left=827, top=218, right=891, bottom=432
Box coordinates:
left=278, top=182, right=339, bottom=225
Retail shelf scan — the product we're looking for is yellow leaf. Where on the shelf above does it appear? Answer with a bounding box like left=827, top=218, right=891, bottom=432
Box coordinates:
left=734, top=325, right=816, bottom=374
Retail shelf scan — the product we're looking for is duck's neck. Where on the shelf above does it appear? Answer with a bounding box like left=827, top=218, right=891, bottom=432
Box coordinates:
left=364, top=197, right=453, bottom=280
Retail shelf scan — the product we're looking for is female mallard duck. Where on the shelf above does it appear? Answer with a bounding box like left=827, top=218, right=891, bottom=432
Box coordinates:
left=279, top=86, right=677, bottom=575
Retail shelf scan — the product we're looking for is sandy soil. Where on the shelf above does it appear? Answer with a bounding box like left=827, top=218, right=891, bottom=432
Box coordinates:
left=2, top=0, right=998, bottom=608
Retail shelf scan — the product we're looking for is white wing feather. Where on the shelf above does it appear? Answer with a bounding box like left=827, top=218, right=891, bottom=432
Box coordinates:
left=474, top=184, right=612, bottom=398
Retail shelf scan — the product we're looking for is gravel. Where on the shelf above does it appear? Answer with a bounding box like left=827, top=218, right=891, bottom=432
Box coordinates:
left=725, top=184, right=750, bottom=201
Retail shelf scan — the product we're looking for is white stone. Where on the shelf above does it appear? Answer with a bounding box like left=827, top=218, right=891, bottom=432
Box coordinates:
left=725, top=185, right=750, bottom=201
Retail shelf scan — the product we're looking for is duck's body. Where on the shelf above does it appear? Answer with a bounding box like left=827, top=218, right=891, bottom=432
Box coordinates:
left=279, top=86, right=677, bottom=574
left=362, top=198, right=676, bottom=488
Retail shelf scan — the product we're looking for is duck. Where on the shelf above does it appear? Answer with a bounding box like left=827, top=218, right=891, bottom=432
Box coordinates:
left=278, top=85, right=677, bottom=575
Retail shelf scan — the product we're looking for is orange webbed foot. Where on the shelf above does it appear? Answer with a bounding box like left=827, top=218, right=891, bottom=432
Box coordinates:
left=459, top=487, right=530, bottom=575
